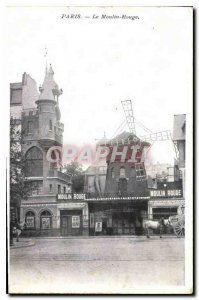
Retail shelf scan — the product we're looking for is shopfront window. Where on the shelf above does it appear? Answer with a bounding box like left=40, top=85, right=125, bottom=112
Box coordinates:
left=40, top=210, right=52, bottom=229
left=153, top=207, right=177, bottom=220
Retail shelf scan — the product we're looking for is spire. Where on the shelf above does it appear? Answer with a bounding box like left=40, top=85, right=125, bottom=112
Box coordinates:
left=38, top=64, right=62, bottom=101
left=48, top=64, right=54, bottom=75
left=44, top=47, right=48, bottom=75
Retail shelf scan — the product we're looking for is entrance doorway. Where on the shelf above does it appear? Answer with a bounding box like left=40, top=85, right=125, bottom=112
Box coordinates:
left=112, top=212, right=136, bottom=235
left=60, top=210, right=82, bottom=236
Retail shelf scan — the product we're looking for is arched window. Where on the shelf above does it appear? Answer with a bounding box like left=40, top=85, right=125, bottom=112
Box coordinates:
left=111, top=167, right=115, bottom=179
left=25, top=147, right=43, bottom=177
left=119, top=167, right=126, bottom=178
left=25, top=211, right=35, bottom=229
left=40, top=210, right=52, bottom=230
left=130, top=167, right=136, bottom=178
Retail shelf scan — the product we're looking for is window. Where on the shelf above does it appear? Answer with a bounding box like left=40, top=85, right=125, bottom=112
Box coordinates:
left=49, top=184, right=52, bottom=193
left=27, top=121, right=34, bottom=134
left=130, top=167, right=136, bottom=177
left=153, top=207, right=177, bottom=220
left=119, top=167, right=126, bottom=178
left=58, top=184, right=61, bottom=193
left=111, top=167, right=115, bottom=179
left=25, top=147, right=43, bottom=177
left=40, top=210, right=52, bottom=229
left=25, top=211, right=35, bottom=229
left=63, top=186, right=66, bottom=193
left=27, top=181, right=43, bottom=195
left=135, top=163, right=146, bottom=181
left=49, top=120, right=53, bottom=131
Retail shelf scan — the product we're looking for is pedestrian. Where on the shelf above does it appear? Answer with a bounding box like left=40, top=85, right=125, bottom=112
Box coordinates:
left=16, top=222, right=22, bottom=242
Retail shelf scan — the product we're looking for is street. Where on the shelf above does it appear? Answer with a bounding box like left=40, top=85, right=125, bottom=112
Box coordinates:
left=9, top=236, right=184, bottom=294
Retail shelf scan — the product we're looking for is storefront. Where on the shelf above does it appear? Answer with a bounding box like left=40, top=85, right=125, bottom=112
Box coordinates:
left=88, top=198, right=148, bottom=236
left=20, top=193, right=89, bottom=237
left=148, top=188, right=185, bottom=234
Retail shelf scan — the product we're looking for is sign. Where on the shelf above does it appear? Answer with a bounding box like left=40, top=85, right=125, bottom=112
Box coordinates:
left=95, top=221, right=102, bottom=232
left=57, top=193, right=86, bottom=200
left=72, top=216, right=80, bottom=228
left=26, top=216, right=35, bottom=228
left=150, top=189, right=182, bottom=198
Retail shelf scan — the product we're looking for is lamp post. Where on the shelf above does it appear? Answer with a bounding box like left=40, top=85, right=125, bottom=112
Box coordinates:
left=163, top=183, right=168, bottom=197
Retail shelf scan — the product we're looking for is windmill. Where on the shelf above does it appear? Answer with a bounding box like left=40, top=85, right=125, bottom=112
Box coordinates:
left=119, top=100, right=175, bottom=181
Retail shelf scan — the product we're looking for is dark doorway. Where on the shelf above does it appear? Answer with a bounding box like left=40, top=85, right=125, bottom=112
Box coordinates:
left=112, top=212, right=136, bottom=235
left=60, top=210, right=82, bottom=236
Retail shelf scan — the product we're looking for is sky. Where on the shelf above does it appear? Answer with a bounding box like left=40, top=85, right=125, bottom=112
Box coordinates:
left=5, top=6, right=192, bottom=165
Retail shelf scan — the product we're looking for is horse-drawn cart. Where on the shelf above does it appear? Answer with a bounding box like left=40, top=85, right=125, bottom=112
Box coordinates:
left=169, top=214, right=185, bottom=238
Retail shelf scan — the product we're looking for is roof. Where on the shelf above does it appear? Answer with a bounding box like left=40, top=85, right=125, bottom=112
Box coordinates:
left=173, top=114, right=186, bottom=141
left=10, top=82, right=22, bottom=89
left=96, top=132, right=109, bottom=146
left=38, top=64, right=62, bottom=101
left=105, top=131, right=150, bottom=147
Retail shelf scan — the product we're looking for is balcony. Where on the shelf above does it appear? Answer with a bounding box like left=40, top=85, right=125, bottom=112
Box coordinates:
left=39, top=122, right=64, bottom=149
left=48, top=169, right=71, bottom=183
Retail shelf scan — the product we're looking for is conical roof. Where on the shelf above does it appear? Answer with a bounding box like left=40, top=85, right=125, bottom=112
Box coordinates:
left=39, top=64, right=62, bottom=101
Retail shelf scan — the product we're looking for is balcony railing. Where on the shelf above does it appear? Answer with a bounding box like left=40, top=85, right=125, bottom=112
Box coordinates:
left=48, top=169, right=71, bottom=183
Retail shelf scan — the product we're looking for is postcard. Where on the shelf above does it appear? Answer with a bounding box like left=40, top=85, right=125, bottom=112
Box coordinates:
left=6, top=4, right=193, bottom=294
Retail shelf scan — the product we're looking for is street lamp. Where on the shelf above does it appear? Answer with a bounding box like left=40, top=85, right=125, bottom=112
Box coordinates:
left=163, top=183, right=168, bottom=197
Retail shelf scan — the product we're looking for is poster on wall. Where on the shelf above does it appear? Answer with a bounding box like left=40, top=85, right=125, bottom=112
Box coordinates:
left=41, top=217, right=51, bottom=229
left=72, top=216, right=80, bottom=228
left=95, top=221, right=102, bottom=232
left=26, top=216, right=35, bottom=228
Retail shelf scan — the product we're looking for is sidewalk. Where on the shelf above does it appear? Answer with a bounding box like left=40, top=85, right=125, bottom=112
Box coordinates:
left=9, top=235, right=178, bottom=247
left=10, top=238, right=35, bottom=249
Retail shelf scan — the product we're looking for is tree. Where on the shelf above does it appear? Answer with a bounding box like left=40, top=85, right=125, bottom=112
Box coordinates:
left=64, top=161, right=84, bottom=192
left=10, top=117, right=30, bottom=243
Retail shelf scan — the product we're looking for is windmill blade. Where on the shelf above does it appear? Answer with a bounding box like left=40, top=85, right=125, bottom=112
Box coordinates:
left=140, top=130, right=172, bottom=142
left=121, top=100, right=136, bottom=135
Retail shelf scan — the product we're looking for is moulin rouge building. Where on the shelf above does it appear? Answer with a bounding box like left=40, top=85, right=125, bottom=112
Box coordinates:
left=10, top=66, right=184, bottom=237
left=10, top=66, right=151, bottom=237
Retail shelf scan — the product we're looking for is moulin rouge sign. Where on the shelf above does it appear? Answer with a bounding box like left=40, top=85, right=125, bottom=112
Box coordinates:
left=57, top=193, right=86, bottom=200
left=150, top=189, right=182, bottom=198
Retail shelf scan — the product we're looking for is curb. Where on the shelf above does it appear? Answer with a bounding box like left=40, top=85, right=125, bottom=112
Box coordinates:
left=10, top=240, right=35, bottom=249
left=32, top=235, right=177, bottom=240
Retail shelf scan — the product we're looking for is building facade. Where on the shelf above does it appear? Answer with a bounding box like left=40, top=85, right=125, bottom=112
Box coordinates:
left=11, top=67, right=91, bottom=237
left=147, top=115, right=186, bottom=228
left=10, top=69, right=186, bottom=237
